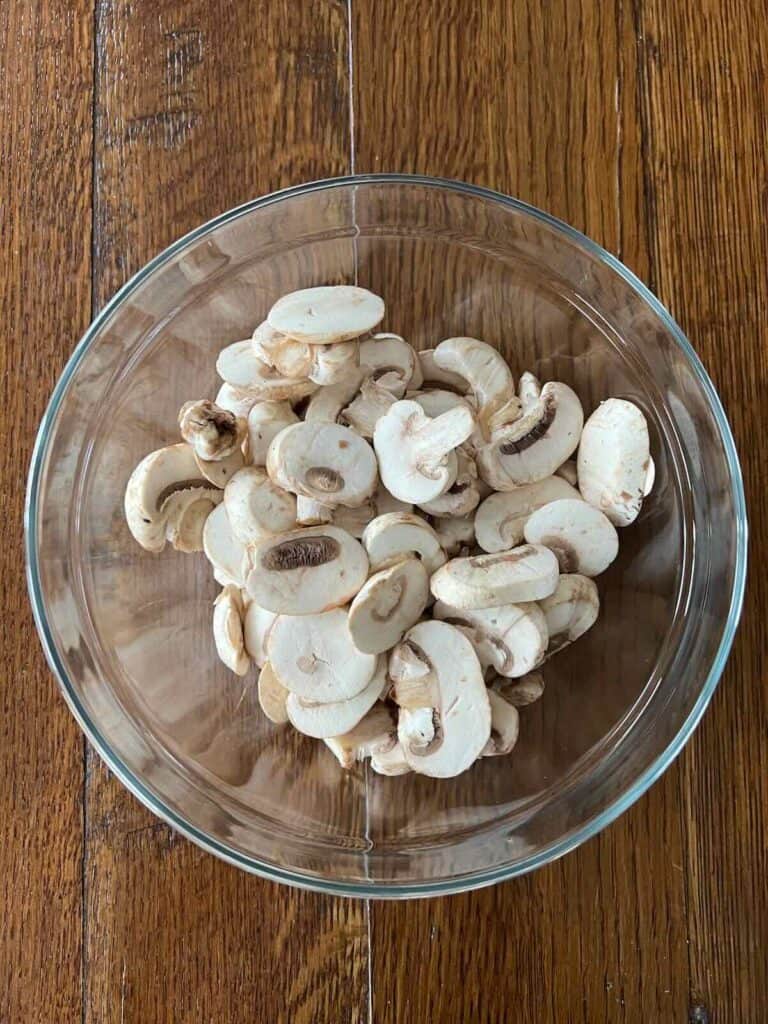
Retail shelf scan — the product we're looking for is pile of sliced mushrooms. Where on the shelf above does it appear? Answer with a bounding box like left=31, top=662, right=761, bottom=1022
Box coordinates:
left=125, top=285, right=654, bottom=779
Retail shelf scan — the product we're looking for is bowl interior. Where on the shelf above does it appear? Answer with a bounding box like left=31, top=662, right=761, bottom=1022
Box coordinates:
left=29, top=179, right=743, bottom=893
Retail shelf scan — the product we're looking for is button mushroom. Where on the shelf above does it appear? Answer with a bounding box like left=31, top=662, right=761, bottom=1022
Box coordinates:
left=433, top=599, right=548, bottom=677
left=348, top=557, right=430, bottom=655
left=342, top=377, right=397, bottom=437
left=246, top=400, right=299, bottom=465
left=539, top=573, right=599, bottom=654
left=518, top=370, right=541, bottom=410
left=202, top=502, right=248, bottom=586
left=523, top=499, right=619, bottom=577
left=243, top=601, right=278, bottom=668
left=407, top=388, right=476, bottom=421
left=267, top=285, right=385, bottom=343
left=362, top=512, right=447, bottom=575
left=373, top=399, right=476, bottom=504
left=490, top=670, right=545, bottom=706
left=212, top=585, right=250, bottom=675
left=308, top=339, right=360, bottom=385
left=323, top=704, right=399, bottom=769
left=389, top=621, right=491, bottom=778
left=267, top=421, right=377, bottom=508
left=359, top=333, right=418, bottom=397
left=216, top=340, right=318, bottom=402
left=224, top=466, right=296, bottom=545
left=433, top=337, right=518, bottom=439
left=286, top=658, right=387, bottom=738
left=215, top=382, right=259, bottom=419
left=481, top=690, right=520, bottom=757
left=429, top=544, right=560, bottom=608
left=431, top=514, right=476, bottom=556
left=257, top=660, right=289, bottom=723
left=178, top=399, right=247, bottom=460
left=163, top=487, right=221, bottom=553
left=417, top=348, right=471, bottom=394
left=251, top=321, right=314, bottom=379
left=192, top=445, right=246, bottom=488
left=246, top=525, right=369, bottom=614
left=304, top=373, right=365, bottom=423
left=474, top=476, right=580, bottom=553
left=417, top=449, right=480, bottom=519
left=268, top=607, right=377, bottom=701
left=577, top=398, right=652, bottom=526
left=555, top=459, right=579, bottom=487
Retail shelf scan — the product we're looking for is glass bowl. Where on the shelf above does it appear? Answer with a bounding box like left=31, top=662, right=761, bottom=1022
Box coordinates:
left=25, top=175, right=747, bottom=897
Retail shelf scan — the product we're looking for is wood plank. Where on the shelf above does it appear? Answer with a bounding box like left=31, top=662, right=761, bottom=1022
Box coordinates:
left=637, top=2, right=768, bottom=1020
left=0, top=2, right=92, bottom=1021
left=353, top=1, right=693, bottom=1019
left=86, top=3, right=367, bottom=1022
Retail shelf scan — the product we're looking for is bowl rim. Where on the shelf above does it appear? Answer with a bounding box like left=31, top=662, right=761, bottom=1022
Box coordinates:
left=25, top=173, right=748, bottom=898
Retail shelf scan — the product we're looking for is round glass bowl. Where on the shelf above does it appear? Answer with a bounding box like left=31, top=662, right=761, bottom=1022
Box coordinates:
left=26, top=176, right=747, bottom=897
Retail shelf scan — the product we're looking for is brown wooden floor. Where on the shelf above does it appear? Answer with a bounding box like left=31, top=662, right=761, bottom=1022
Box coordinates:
left=2, top=2, right=766, bottom=1021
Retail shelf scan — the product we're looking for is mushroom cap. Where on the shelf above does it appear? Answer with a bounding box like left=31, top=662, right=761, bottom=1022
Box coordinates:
left=429, top=543, right=560, bottom=608
left=202, top=503, right=248, bottom=586
left=433, top=599, right=548, bottom=678
left=477, top=382, right=584, bottom=489
left=348, top=557, right=430, bottom=654
left=215, top=382, right=259, bottom=419
left=390, top=620, right=490, bottom=778
left=539, top=573, right=599, bottom=654
left=193, top=445, right=245, bottom=488
left=267, top=421, right=378, bottom=508
left=490, top=670, right=545, bottom=706
left=246, top=400, right=299, bottom=465
left=323, top=704, right=398, bottom=769
left=523, top=498, right=619, bottom=577
left=216, top=340, right=318, bottom=402
left=408, top=388, right=476, bottom=420
left=267, top=285, right=385, bottom=343
left=417, top=349, right=472, bottom=394
left=246, top=525, right=369, bottom=614
left=257, top=661, right=289, bottom=723
left=359, top=334, right=418, bottom=397
left=212, top=585, right=250, bottom=675
left=163, top=487, right=221, bottom=552
left=178, top=399, right=246, bottom=460
left=362, top=512, right=447, bottom=575
left=243, top=601, right=278, bottom=668
left=481, top=691, right=520, bottom=756
left=433, top=337, right=516, bottom=439
left=474, top=476, right=580, bottom=552
left=124, top=443, right=211, bottom=552
left=268, top=607, right=377, bottom=701
left=308, top=339, right=360, bottom=384
left=577, top=398, right=651, bottom=526
left=286, top=658, right=387, bottom=738
left=224, top=466, right=296, bottom=544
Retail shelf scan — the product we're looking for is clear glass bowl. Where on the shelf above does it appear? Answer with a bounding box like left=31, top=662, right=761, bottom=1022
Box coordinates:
left=25, top=176, right=747, bottom=897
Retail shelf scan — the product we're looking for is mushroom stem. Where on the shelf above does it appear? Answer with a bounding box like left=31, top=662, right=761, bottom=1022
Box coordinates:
left=411, top=406, right=475, bottom=470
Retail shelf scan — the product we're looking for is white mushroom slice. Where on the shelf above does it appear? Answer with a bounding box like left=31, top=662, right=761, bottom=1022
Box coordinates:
left=215, top=382, right=259, bottom=419
left=246, top=400, right=299, bottom=465
left=362, top=512, right=447, bottom=575
left=268, top=608, right=377, bottom=701
left=124, top=443, right=212, bottom=552
left=474, top=476, right=580, bottom=553
left=477, top=382, right=584, bottom=489
left=390, top=621, right=490, bottom=778
left=162, top=487, right=221, bottom=552
left=431, top=515, right=475, bottom=556
left=373, top=400, right=475, bottom=504
left=417, top=349, right=471, bottom=393
left=178, top=399, right=247, bottom=460
left=216, top=341, right=318, bottom=402
left=408, top=388, right=475, bottom=420
left=374, top=483, right=412, bottom=517
left=555, top=459, right=579, bottom=487
left=252, top=321, right=315, bottom=379
left=193, top=445, right=245, bottom=488
left=643, top=456, right=656, bottom=497
left=539, top=574, right=599, bottom=654
left=243, top=602, right=278, bottom=668
left=433, top=599, right=548, bottom=677
left=304, top=373, right=364, bottom=422
left=417, top=449, right=480, bottom=518
left=342, top=377, right=397, bottom=437
left=577, top=398, right=652, bottom=526
left=246, top=525, right=369, bottom=614
left=286, top=658, right=386, bottom=738
left=370, top=741, right=412, bottom=776
left=308, top=339, right=360, bottom=385
left=433, top=337, right=516, bottom=439
left=257, top=660, right=289, bottom=723
left=203, top=503, right=248, bottom=586
left=212, top=585, right=250, bottom=676
left=429, top=544, right=560, bottom=609
left=518, top=370, right=541, bottom=410
left=523, top=499, right=619, bottom=577
left=481, top=691, right=520, bottom=757
left=348, top=558, right=430, bottom=655
left=323, top=705, right=399, bottom=769
left=331, top=498, right=375, bottom=537
left=267, top=421, right=377, bottom=508
left=224, top=467, right=296, bottom=544
left=296, top=496, right=334, bottom=527
left=267, top=285, right=385, bottom=343
left=490, top=670, right=545, bottom=706
left=359, top=334, right=417, bottom=397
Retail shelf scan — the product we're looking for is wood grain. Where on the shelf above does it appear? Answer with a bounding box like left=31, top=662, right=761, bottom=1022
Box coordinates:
left=86, top=2, right=366, bottom=1022
left=0, top=3, right=92, bottom=1021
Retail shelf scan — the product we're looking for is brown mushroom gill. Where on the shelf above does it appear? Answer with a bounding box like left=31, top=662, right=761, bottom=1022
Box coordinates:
left=156, top=478, right=213, bottom=507
left=539, top=535, right=578, bottom=573
left=261, top=536, right=340, bottom=571
left=498, top=397, right=556, bottom=455
left=305, top=466, right=344, bottom=493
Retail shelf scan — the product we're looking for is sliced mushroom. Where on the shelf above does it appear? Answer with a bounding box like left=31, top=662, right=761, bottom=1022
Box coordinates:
left=212, top=585, right=250, bottom=675
left=374, top=482, right=412, bottom=517
left=433, top=337, right=519, bottom=436
left=308, top=339, right=360, bottom=385
left=215, top=382, right=259, bottom=419
left=390, top=621, right=490, bottom=778
left=417, top=449, right=480, bottom=518
left=267, top=421, right=377, bottom=509
left=362, top=512, right=447, bottom=575
left=477, top=382, right=584, bottom=489
left=474, top=476, right=580, bottom=553
left=429, top=544, right=560, bottom=608
left=202, top=502, right=248, bottom=586
left=359, top=334, right=418, bottom=397
left=643, top=457, right=656, bottom=496
left=518, top=370, right=541, bottom=410
left=323, top=705, right=399, bottom=769
left=490, top=670, right=545, bottom=706
left=178, top=399, right=246, bottom=460
left=257, top=661, right=289, bottom=723
left=577, top=398, right=651, bottom=526
left=341, top=377, right=397, bottom=437
left=433, top=599, right=548, bottom=677
left=192, top=445, right=245, bottom=488
left=481, top=690, right=520, bottom=756
left=286, top=658, right=387, bottom=738
left=373, top=399, right=475, bottom=504
left=296, top=496, right=334, bottom=527
left=163, top=487, right=221, bottom=552
left=267, top=285, right=385, bottom=343
left=304, top=373, right=364, bottom=422
left=555, top=459, right=578, bottom=487
left=124, top=443, right=213, bottom=552
left=539, top=573, right=599, bottom=654
left=252, top=321, right=314, bottom=379
left=417, top=348, right=471, bottom=393
left=348, top=557, right=430, bottom=654
left=268, top=607, right=377, bottom=701
left=370, top=741, right=412, bottom=776
left=407, top=388, right=476, bottom=420
left=246, top=400, right=299, bottom=466
left=431, top=514, right=476, bottom=556
left=523, top=499, right=619, bottom=577
left=224, top=466, right=296, bottom=544
left=216, top=340, right=318, bottom=402
left=246, top=525, right=369, bottom=614
left=243, top=601, right=278, bottom=668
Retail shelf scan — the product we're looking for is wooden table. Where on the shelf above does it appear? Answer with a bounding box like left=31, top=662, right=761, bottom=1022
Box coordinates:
left=2, top=2, right=765, bottom=1020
